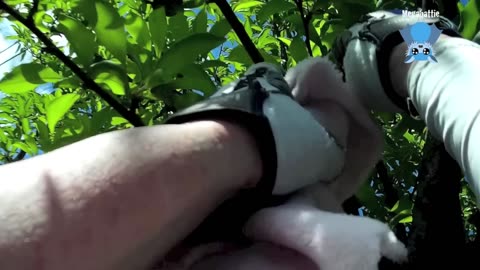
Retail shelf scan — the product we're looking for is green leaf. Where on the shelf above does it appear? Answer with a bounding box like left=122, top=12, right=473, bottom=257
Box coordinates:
left=46, top=94, right=80, bottom=133
left=111, top=116, right=129, bottom=126
left=183, top=0, right=204, bottom=8
left=399, top=216, right=413, bottom=223
left=233, top=0, right=264, bottom=11
left=388, top=197, right=413, bottom=213
left=210, top=18, right=232, bottom=37
left=149, top=7, right=167, bottom=57
left=311, top=0, right=331, bottom=12
left=459, top=0, right=480, bottom=40
left=290, top=36, right=309, bottom=62
left=201, top=60, right=228, bottom=69
left=0, top=112, right=16, bottom=123
left=54, top=76, right=82, bottom=89
left=127, top=43, right=154, bottom=76
left=278, top=37, right=291, bottom=46
left=12, top=142, right=32, bottom=155
left=88, top=60, right=129, bottom=95
left=168, top=13, right=189, bottom=41
left=0, top=63, right=62, bottom=94
left=57, top=14, right=97, bottom=66
left=228, top=45, right=254, bottom=65
left=71, top=0, right=98, bottom=26
left=144, top=68, right=166, bottom=89
left=5, top=0, right=30, bottom=4
left=152, top=64, right=216, bottom=96
left=94, top=0, right=127, bottom=63
left=193, top=8, right=208, bottom=33
left=245, top=16, right=253, bottom=38
left=24, top=134, right=38, bottom=155
left=257, top=29, right=278, bottom=48
left=173, top=90, right=204, bottom=110
left=390, top=209, right=412, bottom=225
left=334, top=0, right=375, bottom=27
left=157, top=33, right=225, bottom=79
left=125, top=11, right=151, bottom=49
left=257, top=0, right=296, bottom=22
left=21, top=117, right=31, bottom=134
left=260, top=50, right=280, bottom=64
left=90, top=108, right=115, bottom=131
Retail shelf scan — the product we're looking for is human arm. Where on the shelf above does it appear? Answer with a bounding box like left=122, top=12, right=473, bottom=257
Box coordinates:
left=0, top=61, right=350, bottom=270
left=0, top=120, right=261, bottom=270
left=324, top=10, right=480, bottom=204
left=389, top=35, right=480, bottom=206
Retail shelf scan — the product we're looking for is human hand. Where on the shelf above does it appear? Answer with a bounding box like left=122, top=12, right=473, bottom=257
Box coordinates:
left=161, top=191, right=408, bottom=270
left=285, top=57, right=383, bottom=202
left=329, top=10, right=458, bottom=112
left=242, top=202, right=408, bottom=270
left=168, top=62, right=347, bottom=196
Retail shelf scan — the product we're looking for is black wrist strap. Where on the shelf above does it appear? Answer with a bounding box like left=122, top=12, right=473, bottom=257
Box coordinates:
left=165, top=71, right=290, bottom=245
left=165, top=75, right=278, bottom=197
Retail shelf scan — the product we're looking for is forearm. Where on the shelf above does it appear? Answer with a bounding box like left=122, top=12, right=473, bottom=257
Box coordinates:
left=0, top=121, right=261, bottom=270
left=389, top=35, right=480, bottom=205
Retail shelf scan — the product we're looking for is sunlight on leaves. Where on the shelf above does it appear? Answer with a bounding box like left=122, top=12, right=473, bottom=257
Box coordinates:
left=94, top=0, right=127, bottom=63
left=0, top=64, right=62, bottom=94
left=57, top=14, right=97, bottom=66
left=157, top=33, right=225, bottom=79
left=46, top=93, right=80, bottom=133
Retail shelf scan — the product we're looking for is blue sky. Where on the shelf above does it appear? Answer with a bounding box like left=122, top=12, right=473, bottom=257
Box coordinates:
left=0, top=20, right=32, bottom=89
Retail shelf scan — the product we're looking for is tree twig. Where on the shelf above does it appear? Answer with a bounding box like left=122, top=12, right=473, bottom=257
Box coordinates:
left=0, top=2, right=145, bottom=127
left=27, top=0, right=40, bottom=22
left=130, top=95, right=141, bottom=113
left=13, top=150, right=26, bottom=161
left=212, top=0, right=264, bottom=63
left=0, top=51, right=23, bottom=68
left=294, top=0, right=313, bottom=57
left=0, top=41, right=20, bottom=55
left=376, top=161, right=407, bottom=243
left=376, top=161, right=398, bottom=208
left=272, top=15, right=288, bottom=70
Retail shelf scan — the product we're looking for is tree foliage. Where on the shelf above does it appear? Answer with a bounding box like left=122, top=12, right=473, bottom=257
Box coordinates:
left=0, top=0, right=479, bottom=267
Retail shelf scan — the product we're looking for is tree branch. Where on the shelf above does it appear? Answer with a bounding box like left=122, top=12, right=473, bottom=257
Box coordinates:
left=0, top=2, right=145, bottom=127
left=272, top=15, right=288, bottom=70
left=13, top=150, right=26, bottom=161
left=212, top=0, right=264, bottom=63
left=407, top=135, right=465, bottom=268
left=27, top=0, right=40, bottom=22
left=294, top=0, right=313, bottom=57
left=130, top=95, right=141, bottom=113
left=376, top=161, right=398, bottom=208
left=376, top=161, right=407, bottom=243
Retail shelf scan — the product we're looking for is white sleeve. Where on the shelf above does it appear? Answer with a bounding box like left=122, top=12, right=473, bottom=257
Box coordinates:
left=407, top=37, right=480, bottom=205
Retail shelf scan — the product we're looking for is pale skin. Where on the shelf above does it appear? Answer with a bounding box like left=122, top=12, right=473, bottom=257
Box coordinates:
left=0, top=35, right=453, bottom=270
left=0, top=120, right=261, bottom=270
